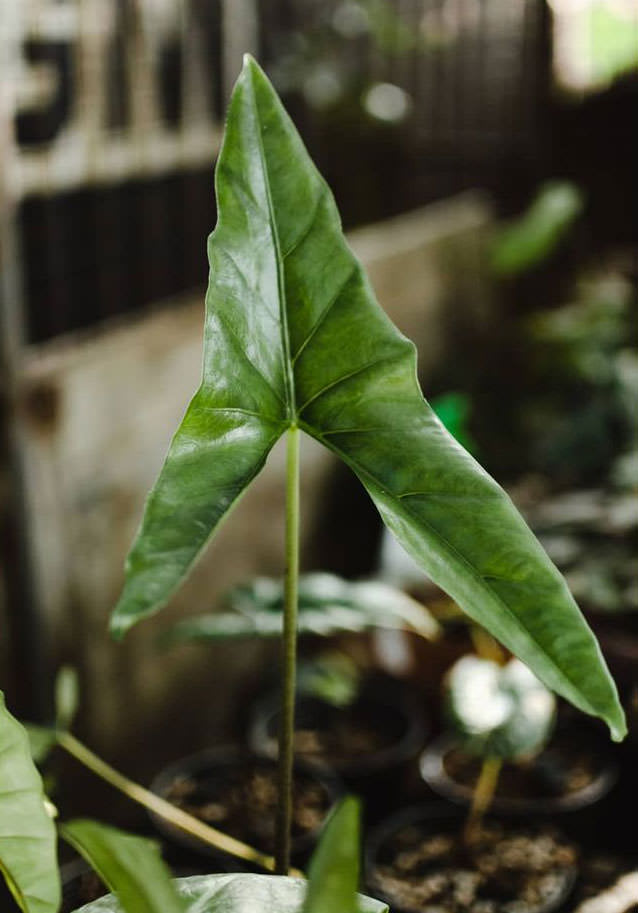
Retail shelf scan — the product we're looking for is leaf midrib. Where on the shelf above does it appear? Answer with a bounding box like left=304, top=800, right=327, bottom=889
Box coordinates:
left=247, top=70, right=296, bottom=421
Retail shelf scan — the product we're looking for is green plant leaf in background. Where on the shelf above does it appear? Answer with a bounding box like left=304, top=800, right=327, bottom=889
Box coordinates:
left=302, top=797, right=360, bottom=913
left=297, top=654, right=361, bottom=708
left=109, top=56, right=624, bottom=741
left=162, top=573, right=438, bottom=644
left=55, top=666, right=80, bottom=731
left=61, top=819, right=184, bottom=913
left=431, top=392, right=477, bottom=455
left=490, top=180, right=585, bottom=277
left=446, top=656, right=556, bottom=760
left=24, top=723, right=57, bottom=766
left=0, top=693, right=60, bottom=913
left=69, top=875, right=388, bottom=913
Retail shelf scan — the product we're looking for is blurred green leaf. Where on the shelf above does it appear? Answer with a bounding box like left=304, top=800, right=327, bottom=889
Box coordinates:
left=163, top=573, right=438, bottom=644
left=431, top=392, right=477, bottom=455
left=446, top=656, right=556, bottom=760
left=61, top=819, right=184, bottom=913
left=109, top=57, right=625, bottom=742
left=23, top=724, right=57, bottom=765
left=297, top=654, right=361, bottom=708
left=303, top=797, right=360, bottom=913
left=69, top=874, right=388, bottom=913
left=491, top=181, right=584, bottom=276
left=0, top=693, right=60, bottom=913
left=55, top=666, right=80, bottom=731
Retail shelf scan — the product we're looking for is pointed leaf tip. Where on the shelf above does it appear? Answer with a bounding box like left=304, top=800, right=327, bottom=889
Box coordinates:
left=610, top=714, right=627, bottom=743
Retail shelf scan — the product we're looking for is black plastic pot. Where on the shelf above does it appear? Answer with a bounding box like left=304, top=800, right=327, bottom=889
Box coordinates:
left=148, top=746, right=343, bottom=869
left=249, top=685, right=427, bottom=820
left=61, top=859, right=107, bottom=913
left=61, top=857, right=217, bottom=913
left=365, top=803, right=578, bottom=913
left=420, top=730, right=618, bottom=819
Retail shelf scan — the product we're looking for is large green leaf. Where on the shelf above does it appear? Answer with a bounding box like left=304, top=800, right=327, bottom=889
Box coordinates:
left=60, top=819, right=184, bottom=913
left=109, top=56, right=625, bottom=741
left=69, top=875, right=387, bottom=913
left=0, top=693, right=60, bottom=913
left=303, top=797, right=360, bottom=913
left=162, top=573, right=438, bottom=643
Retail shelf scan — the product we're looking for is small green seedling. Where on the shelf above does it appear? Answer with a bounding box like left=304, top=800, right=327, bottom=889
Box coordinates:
left=445, top=654, right=556, bottom=841
left=296, top=653, right=362, bottom=709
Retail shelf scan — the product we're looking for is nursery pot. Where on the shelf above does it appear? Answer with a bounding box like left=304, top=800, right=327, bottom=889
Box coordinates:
left=61, top=855, right=216, bottom=913
left=420, top=728, right=618, bottom=824
left=365, top=802, right=578, bottom=913
left=148, top=746, right=343, bottom=869
left=249, top=685, right=427, bottom=820
left=61, top=859, right=107, bottom=913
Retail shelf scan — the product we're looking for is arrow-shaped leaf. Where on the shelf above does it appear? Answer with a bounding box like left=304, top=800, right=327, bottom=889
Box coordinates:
left=0, top=693, right=60, bottom=913
left=109, top=56, right=625, bottom=741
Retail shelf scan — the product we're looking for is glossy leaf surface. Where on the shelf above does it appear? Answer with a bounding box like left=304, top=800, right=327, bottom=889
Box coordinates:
left=0, top=694, right=60, bottom=913
left=163, top=573, right=438, bottom=643
left=61, top=819, right=184, bottom=913
left=69, top=875, right=387, bottom=913
left=110, top=56, right=624, bottom=741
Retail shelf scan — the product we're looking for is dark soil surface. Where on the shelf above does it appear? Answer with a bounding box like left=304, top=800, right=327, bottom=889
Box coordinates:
left=292, top=701, right=401, bottom=763
left=444, top=728, right=606, bottom=801
left=163, top=759, right=332, bottom=854
left=256, top=692, right=419, bottom=770
left=370, top=821, right=577, bottom=913
left=574, top=853, right=638, bottom=908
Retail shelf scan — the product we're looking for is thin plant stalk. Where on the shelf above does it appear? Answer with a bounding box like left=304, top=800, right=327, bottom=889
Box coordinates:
left=463, top=755, right=503, bottom=845
left=276, top=425, right=300, bottom=874
left=470, top=625, right=506, bottom=665
left=56, top=731, right=303, bottom=876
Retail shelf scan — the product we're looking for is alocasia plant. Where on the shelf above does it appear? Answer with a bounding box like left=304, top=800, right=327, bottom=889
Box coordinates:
left=108, top=55, right=624, bottom=871
left=445, top=655, right=556, bottom=841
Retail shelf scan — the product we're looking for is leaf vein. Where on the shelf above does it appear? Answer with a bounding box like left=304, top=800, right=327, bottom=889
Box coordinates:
left=212, top=309, right=286, bottom=411
left=302, top=426, right=587, bottom=704
left=282, top=188, right=326, bottom=259
left=292, top=263, right=359, bottom=366
left=298, top=352, right=403, bottom=415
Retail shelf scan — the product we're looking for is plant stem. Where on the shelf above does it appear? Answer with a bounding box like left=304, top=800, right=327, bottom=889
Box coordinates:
left=276, top=425, right=300, bottom=874
left=464, top=755, right=502, bottom=845
left=56, top=730, right=301, bottom=876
